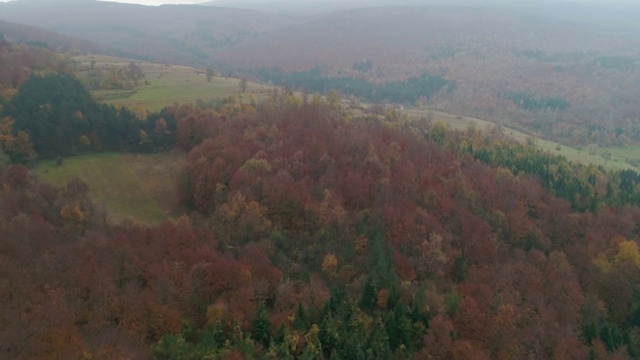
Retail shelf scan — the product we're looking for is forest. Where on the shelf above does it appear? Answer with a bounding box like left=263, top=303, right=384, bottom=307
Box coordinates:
left=3, top=36, right=640, bottom=358
left=1, top=73, right=176, bottom=159
left=253, top=67, right=453, bottom=105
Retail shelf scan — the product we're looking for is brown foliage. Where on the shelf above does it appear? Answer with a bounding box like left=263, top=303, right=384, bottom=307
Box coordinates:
left=4, top=99, right=640, bottom=357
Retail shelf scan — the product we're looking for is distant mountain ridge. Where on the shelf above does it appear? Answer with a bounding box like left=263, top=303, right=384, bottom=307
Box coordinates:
left=1, top=0, right=639, bottom=146
left=0, top=0, right=292, bottom=65
left=0, top=20, right=111, bottom=55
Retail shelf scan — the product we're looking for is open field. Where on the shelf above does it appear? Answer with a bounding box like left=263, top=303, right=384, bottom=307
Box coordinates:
left=34, top=150, right=188, bottom=225
left=72, top=54, right=273, bottom=112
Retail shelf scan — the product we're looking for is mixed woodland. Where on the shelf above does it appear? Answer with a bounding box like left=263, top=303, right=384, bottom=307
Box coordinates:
left=1, top=2, right=639, bottom=147
left=3, top=38, right=640, bottom=359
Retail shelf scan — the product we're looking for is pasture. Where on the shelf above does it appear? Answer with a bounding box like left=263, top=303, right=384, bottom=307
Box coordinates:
left=34, top=150, right=188, bottom=225
left=72, top=54, right=272, bottom=112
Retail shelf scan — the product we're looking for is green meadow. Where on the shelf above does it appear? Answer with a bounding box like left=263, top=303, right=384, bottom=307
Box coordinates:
left=72, top=54, right=272, bottom=112
left=34, top=150, right=187, bottom=225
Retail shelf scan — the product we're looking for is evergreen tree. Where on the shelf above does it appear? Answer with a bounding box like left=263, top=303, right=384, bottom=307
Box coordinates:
left=293, top=303, right=308, bottom=331
left=253, top=304, right=272, bottom=349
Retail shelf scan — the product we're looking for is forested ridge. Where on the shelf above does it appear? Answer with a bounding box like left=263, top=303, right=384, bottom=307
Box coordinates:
left=253, top=67, right=453, bottom=105
left=1, top=73, right=176, bottom=159
left=3, top=38, right=640, bottom=359
left=0, top=39, right=178, bottom=162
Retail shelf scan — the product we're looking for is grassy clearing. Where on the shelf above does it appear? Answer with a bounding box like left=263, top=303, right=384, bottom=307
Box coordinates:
left=72, top=54, right=272, bottom=112
left=597, top=146, right=640, bottom=171
left=404, top=108, right=639, bottom=171
left=120, top=150, right=190, bottom=219
left=34, top=150, right=187, bottom=225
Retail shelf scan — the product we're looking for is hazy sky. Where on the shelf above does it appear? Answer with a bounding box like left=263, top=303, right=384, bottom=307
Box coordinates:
left=0, top=0, right=631, bottom=5
left=0, top=0, right=205, bottom=4
left=99, top=0, right=203, bottom=4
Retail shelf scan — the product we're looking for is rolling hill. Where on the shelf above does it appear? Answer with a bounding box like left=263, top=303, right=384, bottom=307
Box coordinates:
left=2, top=0, right=638, bottom=147
left=0, top=0, right=292, bottom=65
left=210, top=4, right=640, bottom=147
left=71, top=54, right=273, bottom=112
left=0, top=20, right=110, bottom=54
left=4, top=30, right=640, bottom=358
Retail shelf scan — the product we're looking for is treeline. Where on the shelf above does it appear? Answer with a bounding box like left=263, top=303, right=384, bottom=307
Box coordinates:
left=506, top=92, right=570, bottom=112
left=595, top=56, right=638, bottom=70
left=0, top=35, right=68, bottom=103
left=451, top=128, right=640, bottom=212
left=82, top=60, right=146, bottom=91
left=254, top=67, right=453, bottom=104
left=0, top=73, right=176, bottom=160
left=352, top=59, right=373, bottom=73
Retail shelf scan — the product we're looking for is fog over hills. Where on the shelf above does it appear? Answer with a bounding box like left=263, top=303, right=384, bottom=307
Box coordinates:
left=0, top=0, right=291, bottom=65
left=0, top=0, right=638, bottom=145
left=201, top=0, right=640, bottom=16
left=0, top=19, right=110, bottom=54
left=4, top=1, right=640, bottom=359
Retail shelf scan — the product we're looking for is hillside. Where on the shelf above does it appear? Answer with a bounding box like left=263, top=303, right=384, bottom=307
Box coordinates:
left=35, top=150, right=187, bottom=224
left=66, top=52, right=640, bottom=172
left=0, top=20, right=110, bottom=55
left=212, top=4, right=640, bottom=147
left=4, top=32, right=640, bottom=358
left=201, top=0, right=441, bottom=15
left=71, top=54, right=273, bottom=112
left=5, top=98, right=640, bottom=358
left=0, top=0, right=292, bottom=65
left=2, top=1, right=638, bottom=147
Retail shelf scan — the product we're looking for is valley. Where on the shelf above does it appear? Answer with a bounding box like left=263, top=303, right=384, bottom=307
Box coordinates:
left=1, top=1, right=640, bottom=359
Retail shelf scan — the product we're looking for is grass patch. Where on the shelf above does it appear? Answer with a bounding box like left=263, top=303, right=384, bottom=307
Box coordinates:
left=34, top=151, right=187, bottom=225
left=404, top=108, right=638, bottom=171
left=73, top=54, right=273, bottom=112
left=599, top=146, right=640, bottom=170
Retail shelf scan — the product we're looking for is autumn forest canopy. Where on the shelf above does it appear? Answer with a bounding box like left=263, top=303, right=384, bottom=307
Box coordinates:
left=1, top=1, right=640, bottom=359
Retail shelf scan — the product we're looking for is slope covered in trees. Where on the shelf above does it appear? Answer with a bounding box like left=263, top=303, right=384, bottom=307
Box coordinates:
left=0, top=0, right=291, bottom=66
left=5, top=97, right=635, bottom=358
left=0, top=19, right=109, bottom=56
left=213, top=4, right=640, bottom=146
left=1, top=2, right=638, bottom=146
left=3, top=41, right=640, bottom=358
left=254, top=67, right=453, bottom=105
left=167, top=99, right=640, bottom=359
left=1, top=73, right=177, bottom=160
left=0, top=35, right=68, bottom=101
